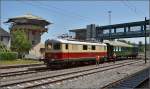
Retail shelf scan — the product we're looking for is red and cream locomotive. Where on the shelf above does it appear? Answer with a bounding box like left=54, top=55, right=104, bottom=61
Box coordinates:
left=43, top=39, right=107, bottom=67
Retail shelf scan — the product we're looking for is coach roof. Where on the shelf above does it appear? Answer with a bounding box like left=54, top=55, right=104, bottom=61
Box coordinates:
left=103, top=40, right=133, bottom=47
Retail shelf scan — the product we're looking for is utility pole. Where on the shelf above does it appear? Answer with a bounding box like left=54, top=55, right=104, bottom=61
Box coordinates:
left=144, top=17, right=147, bottom=64
left=149, top=0, right=150, bottom=56
left=108, top=11, right=112, bottom=40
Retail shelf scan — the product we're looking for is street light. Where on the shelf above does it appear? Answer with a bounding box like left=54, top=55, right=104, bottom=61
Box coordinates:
left=144, top=17, right=147, bottom=64
left=108, top=11, right=112, bottom=40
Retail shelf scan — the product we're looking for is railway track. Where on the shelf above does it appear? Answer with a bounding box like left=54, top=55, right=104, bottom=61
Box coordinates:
left=0, top=60, right=138, bottom=79
left=0, top=60, right=143, bottom=89
left=0, top=67, right=48, bottom=77
left=0, top=59, right=141, bottom=78
left=0, top=64, right=44, bottom=69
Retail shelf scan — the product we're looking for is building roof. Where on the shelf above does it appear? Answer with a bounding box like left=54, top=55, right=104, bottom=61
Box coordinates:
left=69, top=28, right=86, bottom=32
left=6, top=14, right=51, bottom=25
left=10, top=14, right=45, bottom=20
left=0, top=27, right=10, bottom=37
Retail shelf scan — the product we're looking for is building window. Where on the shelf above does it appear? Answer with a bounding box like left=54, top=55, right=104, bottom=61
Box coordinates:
left=65, top=44, right=68, bottom=49
left=7, top=37, right=9, bottom=41
left=32, top=41, right=35, bottom=45
left=83, top=45, right=87, bottom=50
left=32, top=31, right=36, bottom=35
left=0, top=37, right=3, bottom=41
left=92, top=45, right=95, bottom=50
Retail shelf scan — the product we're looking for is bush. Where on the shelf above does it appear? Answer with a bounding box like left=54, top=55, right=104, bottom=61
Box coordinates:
left=0, top=52, right=18, bottom=60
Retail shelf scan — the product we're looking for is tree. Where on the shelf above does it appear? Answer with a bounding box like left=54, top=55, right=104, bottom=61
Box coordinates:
left=11, top=29, right=32, bottom=59
left=0, top=42, right=9, bottom=52
left=138, top=41, right=144, bottom=52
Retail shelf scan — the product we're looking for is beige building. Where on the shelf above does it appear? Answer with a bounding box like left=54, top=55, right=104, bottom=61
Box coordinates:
left=6, top=14, right=52, bottom=59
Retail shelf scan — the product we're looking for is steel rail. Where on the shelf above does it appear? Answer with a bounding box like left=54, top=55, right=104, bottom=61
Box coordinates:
left=0, top=68, right=49, bottom=77
left=0, top=60, right=137, bottom=78
left=23, top=61, right=142, bottom=89
left=0, top=60, right=142, bottom=89
left=0, top=64, right=44, bottom=69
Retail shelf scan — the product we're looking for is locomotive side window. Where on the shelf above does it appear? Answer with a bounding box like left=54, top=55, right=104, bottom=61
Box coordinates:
left=104, top=46, right=107, bottom=50
left=65, top=44, right=68, bottom=49
left=92, top=45, right=95, bottom=50
left=83, top=45, right=87, bottom=50
left=53, top=43, right=61, bottom=50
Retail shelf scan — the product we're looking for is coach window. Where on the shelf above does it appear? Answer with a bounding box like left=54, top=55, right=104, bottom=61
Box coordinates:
left=113, top=47, right=116, bottom=51
left=119, top=47, right=121, bottom=51
left=116, top=47, right=118, bottom=51
left=92, top=45, right=95, bottom=50
left=53, top=43, right=61, bottom=50
left=83, top=45, right=87, bottom=50
left=65, top=44, right=68, bottom=49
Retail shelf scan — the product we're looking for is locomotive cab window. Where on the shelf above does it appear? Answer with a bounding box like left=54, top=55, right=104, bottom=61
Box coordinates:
left=92, top=45, right=95, bottom=50
left=47, top=43, right=52, bottom=50
left=53, top=43, right=61, bottom=50
left=83, top=45, right=87, bottom=50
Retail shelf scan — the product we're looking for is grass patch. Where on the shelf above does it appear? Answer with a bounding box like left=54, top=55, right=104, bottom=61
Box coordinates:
left=0, top=59, right=43, bottom=66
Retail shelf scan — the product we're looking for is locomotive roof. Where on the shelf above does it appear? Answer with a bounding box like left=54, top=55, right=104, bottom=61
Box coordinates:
left=46, top=39, right=106, bottom=46
left=103, top=40, right=133, bottom=47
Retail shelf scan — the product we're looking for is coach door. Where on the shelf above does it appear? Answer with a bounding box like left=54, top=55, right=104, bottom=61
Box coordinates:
left=106, top=43, right=113, bottom=58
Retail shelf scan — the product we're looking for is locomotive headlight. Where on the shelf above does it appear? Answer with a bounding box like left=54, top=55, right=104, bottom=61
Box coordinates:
left=51, top=59, right=55, bottom=61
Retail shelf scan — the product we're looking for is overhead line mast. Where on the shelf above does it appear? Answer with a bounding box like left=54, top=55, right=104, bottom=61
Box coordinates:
left=108, top=11, right=112, bottom=41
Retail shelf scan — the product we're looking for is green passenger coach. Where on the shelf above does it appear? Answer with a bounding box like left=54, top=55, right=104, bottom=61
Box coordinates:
left=104, top=40, right=138, bottom=60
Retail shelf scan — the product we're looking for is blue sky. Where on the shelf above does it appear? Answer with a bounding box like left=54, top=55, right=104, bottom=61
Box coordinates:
left=1, top=0, right=149, bottom=44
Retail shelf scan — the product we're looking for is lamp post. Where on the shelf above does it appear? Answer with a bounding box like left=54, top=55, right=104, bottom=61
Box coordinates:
left=108, top=11, right=112, bottom=40
left=144, top=17, right=147, bottom=64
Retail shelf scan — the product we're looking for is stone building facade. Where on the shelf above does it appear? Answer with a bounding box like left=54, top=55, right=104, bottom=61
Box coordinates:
left=6, top=14, right=51, bottom=58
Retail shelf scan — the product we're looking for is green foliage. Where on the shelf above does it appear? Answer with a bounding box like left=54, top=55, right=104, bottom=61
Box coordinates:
left=0, top=52, right=17, bottom=60
left=138, top=41, right=144, bottom=52
left=11, top=29, right=32, bottom=58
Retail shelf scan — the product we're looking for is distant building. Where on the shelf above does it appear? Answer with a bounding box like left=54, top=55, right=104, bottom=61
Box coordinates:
left=70, top=20, right=150, bottom=41
left=70, top=24, right=100, bottom=41
left=0, top=27, right=10, bottom=48
left=6, top=14, right=52, bottom=58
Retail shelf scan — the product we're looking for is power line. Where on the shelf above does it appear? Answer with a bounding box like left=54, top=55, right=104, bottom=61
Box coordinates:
left=121, top=0, right=147, bottom=18
left=17, top=1, right=78, bottom=32
left=24, top=1, right=95, bottom=22
left=38, top=1, right=97, bottom=22
left=125, top=0, right=145, bottom=15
